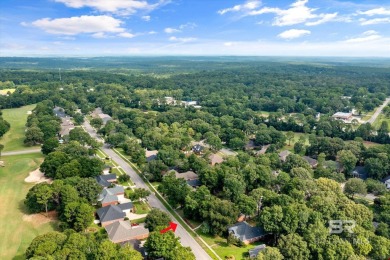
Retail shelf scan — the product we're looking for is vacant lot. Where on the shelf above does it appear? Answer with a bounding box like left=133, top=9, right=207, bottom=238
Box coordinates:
left=0, top=89, right=16, bottom=95
left=0, top=153, right=57, bottom=260
left=1, top=104, right=39, bottom=152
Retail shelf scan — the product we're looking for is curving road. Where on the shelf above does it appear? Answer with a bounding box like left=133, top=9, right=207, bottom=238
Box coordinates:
left=366, top=97, right=390, bottom=124
left=83, top=120, right=211, bottom=260
left=1, top=148, right=41, bottom=156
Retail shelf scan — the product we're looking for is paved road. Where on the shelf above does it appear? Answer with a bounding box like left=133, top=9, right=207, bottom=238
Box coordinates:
left=366, top=97, right=390, bottom=124
left=83, top=120, right=211, bottom=260
left=1, top=148, right=41, bottom=156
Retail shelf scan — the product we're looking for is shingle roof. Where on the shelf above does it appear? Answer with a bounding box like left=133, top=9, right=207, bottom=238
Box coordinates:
left=208, top=153, right=224, bottom=166
left=97, top=205, right=125, bottom=223
left=302, top=156, right=318, bottom=167
left=186, top=179, right=201, bottom=187
left=228, top=222, right=266, bottom=242
left=101, top=194, right=118, bottom=204
left=105, top=221, right=149, bottom=243
left=174, top=170, right=198, bottom=181
left=117, top=202, right=134, bottom=211
left=249, top=244, right=266, bottom=258
left=96, top=174, right=117, bottom=187
left=278, top=150, right=291, bottom=161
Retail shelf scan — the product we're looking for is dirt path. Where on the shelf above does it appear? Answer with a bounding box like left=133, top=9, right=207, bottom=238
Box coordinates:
left=2, top=148, right=41, bottom=156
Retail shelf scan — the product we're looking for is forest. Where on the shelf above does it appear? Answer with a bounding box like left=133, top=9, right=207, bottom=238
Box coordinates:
left=0, top=57, right=389, bottom=260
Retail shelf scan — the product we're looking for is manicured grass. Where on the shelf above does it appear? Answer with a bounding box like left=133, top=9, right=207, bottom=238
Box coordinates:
left=281, top=131, right=310, bottom=151
left=0, top=89, right=16, bottom=95
left=0, top=153, right=58, bottom=260
left=372, top=114, right=390, bottom=129
left=133, top=201, right=151, bottom=214
left=197, top=230, right=263, bottom=260
left=131, top=217, right=146, bottom=224
left=1, top=104, right=40, bottom=152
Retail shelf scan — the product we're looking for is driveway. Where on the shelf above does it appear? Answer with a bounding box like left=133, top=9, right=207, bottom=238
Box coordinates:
left=83, top=120, right=212, bottom=260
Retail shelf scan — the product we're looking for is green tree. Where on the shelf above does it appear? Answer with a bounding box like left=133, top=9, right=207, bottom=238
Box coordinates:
left=117, top=245, right=143, bottom=260
left=145, top=209, right=171, bottom=232
left=24, top=126, right=44, bottom=146
left=25, top=232, right=67, bottom=258
left=344, top=178, right=367, bottom=198
left=365, top=157, right=389, bottom=180
left=90, top=118, right=103, bottom=129
left=257, top=247, right=284, bottom=260
left=145, top=231, right=195, bottom=260
left=0, top=143, right=4, bottom=158
left=25, top=183, right=55, bottom=214
left=41, top=137, right=59, bottom=155
left=40, top=151, right=69, bottom=178
left=286, top=131, right=295, bottom=146
left=277, top=233, right=309, bottom=260
left=75, top=178, right=102, bottom=204
left=337, top=150, right=358, bottom=174
left=62, top=202, right=94, bottom=231
left=158, top=171, right=190, bottom=207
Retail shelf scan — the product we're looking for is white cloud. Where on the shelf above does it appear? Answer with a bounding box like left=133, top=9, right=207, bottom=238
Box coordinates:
left=344, top=30, right=382, bottom=43
left=55, top=0, right=170, bottom=16
left=221, top=0, right=337, bottom=26
left=118, top=32, right=135, bottom=38
left=218, top=0, right=262, bottom=15
left=224, top=42, right=237, bottom=46
left=169, top=36, right=197, bottom=43
left=92, top=32, right=107, bottom=38
left=164, top=27, right=181, bottom=34
left=142, top=15, right=151, bottom=21
left=358, top=7, right=390, bottom=16
left=31, top=15, right=125, bottom=35
left=278, top=29, right=311, bottom=39
left=305, top=13, right=338, bottom=26
left=359, top=17, right=390, bottom=25
left=164, top=23, right=196, bottom=34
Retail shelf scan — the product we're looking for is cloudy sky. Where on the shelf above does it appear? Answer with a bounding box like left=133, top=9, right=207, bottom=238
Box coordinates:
left=1, top=0, right=390, bottom=56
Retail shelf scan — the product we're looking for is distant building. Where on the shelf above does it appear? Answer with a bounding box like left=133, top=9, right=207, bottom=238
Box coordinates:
left=91, top=107, right=112, bottom=125
left=382, top=176, right=390, bottom=189
left=302, top=156, right=318, bottom=168
left=164, top=97, right=176, bottom=105
left=352, top=166, right=368, bottom=180
left=278, top=150, right=291, bottom=162
left=181, top=100, right=197, bottom=107
left=192, top=144, right=205, bottom=154
left=332, top=112, right=352, bottom=121
left=208, top=153, right=224, bottom=166
left=96, top=174, right=117, bottom=188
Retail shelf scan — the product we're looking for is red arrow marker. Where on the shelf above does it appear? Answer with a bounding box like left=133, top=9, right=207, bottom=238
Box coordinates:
left=160, top=222, right=178, bottom=234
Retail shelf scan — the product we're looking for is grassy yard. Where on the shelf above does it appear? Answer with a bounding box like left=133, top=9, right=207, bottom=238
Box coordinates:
left=133, top=201, right=151, bottom=214
left=281, top=131, right=310, bottom=151
left=1, top=104, right=40, bottom=152
left=0, top=153, right=58, bottom=260
left=372, top=113, right=390, bottom=129
left=197, top=230, right=263, bottom=260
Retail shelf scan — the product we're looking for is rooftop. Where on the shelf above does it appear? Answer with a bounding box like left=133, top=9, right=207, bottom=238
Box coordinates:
left=105, top=221, right=149, bottom=243
left=249, top=244, right=266, bottom=258
left=97, top=205, right=125, bottom=223
left=228, top=222, right=267, bottom=242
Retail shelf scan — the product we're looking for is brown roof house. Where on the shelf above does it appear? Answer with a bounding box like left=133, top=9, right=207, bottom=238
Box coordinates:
left=208, top=153, right=224, bottom=166
left=302, top=156, right=318, bottom=168
left=174, top=170, right=201, bottom=188
left=228, top=222, right=267, bottom=245
left=278, top=150, right=291, bottom=162
left=105, top=221, right=149, bottom=243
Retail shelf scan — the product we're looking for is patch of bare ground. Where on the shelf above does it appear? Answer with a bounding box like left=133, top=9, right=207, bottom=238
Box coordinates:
left=24, top=168, right=52, bottom=184
left=22, top=211, right=58, bottom=227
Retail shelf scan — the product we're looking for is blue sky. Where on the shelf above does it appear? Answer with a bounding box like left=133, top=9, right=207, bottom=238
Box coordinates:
left=1, top=0, right=389, bottom=56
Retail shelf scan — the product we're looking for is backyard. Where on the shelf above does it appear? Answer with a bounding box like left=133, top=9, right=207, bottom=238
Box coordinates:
left=1, top=104, right=39, bottom=152
left=0, top=153, right=58, bottom=260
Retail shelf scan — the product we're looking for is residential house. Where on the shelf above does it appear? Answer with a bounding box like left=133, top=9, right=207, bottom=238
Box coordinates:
left=59, top=117, right=74, bottom=137
left=98, top=186, right=125, bottom=207
left=208, top=153, right=224, bottom=166
left=302, top=156, right=318, bottom=168
left=117, top=202, right=134, bottom=214
left=145, top=149, right=158, bottom=162
left=97, top=205, right=126, bottom=227
left=383, top=176, right=390, bottom=189
left=96, top=174, right=117, bottom=188
left=249, top=244, right=267, bottom=259
left=186, top=179, right=202, bottom=188
left=174, top=170, right=201, bottom=188
left=324, top=160, right=343, bottom=173
left=352, top=166, right=368, bottom=180
left=332, top=112, right=352, bottom=122
left=105, top=221, right=149, bottom=243
left=278, top=150, right=291, bottom=162
left=181, top=100, right=197, bottom=107
left=192, top=144, right=205, bottom=154
left=91, top=107, right=112, bottom=125
left=228, top=221, right=267, bottom=245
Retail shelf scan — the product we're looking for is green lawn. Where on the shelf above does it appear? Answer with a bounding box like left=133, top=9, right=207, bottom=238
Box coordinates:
left=197, top=230, right=263, bottom=260
left=281, top=131, right=310, bottom=151
left=133, top=201, right=151, bottom=214
left=372, top=113, right=390, bottom=129
left=1, top=104, right=40, bottom=152
left=0, top=153, right=58, bottom=260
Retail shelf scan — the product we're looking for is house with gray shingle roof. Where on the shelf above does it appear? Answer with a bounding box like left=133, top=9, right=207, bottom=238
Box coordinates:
left=96, top=174, right=117, bottom=188
left=105, top=221, right=149, bottom=243
left=228, top=222, right=267, bottom=245
left=278, top=150, right=291, bottom=162
left=302, top=156, right=318, bottom=168
left=97, top=205, right=126, bottom=227
left=98, top=186, right=125, bottom=207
